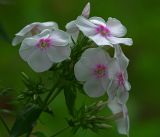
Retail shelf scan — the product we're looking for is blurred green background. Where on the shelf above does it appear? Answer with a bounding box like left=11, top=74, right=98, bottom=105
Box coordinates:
left=0, top=0, right=160, bottom=137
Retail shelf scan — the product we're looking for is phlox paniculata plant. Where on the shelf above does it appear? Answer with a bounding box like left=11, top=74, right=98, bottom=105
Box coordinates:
left=3, top=2, right=133, bottom=137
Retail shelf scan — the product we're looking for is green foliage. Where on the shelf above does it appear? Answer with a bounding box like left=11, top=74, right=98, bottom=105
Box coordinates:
left=10, top=104, right=42, bottom=137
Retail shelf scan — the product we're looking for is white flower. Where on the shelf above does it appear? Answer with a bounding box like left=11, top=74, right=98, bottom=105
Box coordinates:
left=75, top=16, right=133, bottom=46
left=12, top=22, right=58, bottom=46
left=66, top=2, right=90, bottom=42
left=108, top=98, right=129, bottom=136
left=108, top=45, right=131, bottom=104
left=19, top=29, right=70, bottom=72
left=74, top=48, right=114, bottom=97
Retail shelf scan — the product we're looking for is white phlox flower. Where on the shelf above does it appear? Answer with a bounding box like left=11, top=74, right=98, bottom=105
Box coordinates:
left=74, top=48, right=116, bottom=97
left=65, top=2, right=90, bottom=43
left=108, top=98, right=129, bottom=136
left=12, top=22, right=58, bottom=46
left=108, top=45, right=131, bottom=104
left=75, top=16, right=133, bottom=46
left=19, top=29, right=70, bottom=72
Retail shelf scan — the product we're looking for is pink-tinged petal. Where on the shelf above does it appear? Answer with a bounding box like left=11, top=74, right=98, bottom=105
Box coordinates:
left=47, top=46, right=71, bottom=63
left=108, top=98, right=129, bottom=135
left=108, top=37, right=133, bottom=46
left=89, top=17, right=106, bottom=26
left=76, top=16, right=97, bottom=36
left=89, top=34, right=112, bottom=46
left=106, top=17, right=127, bottom=37
left=84, top=78, right=106, bottom=97
left=50, top=30, right=69, bottom=46
left=28, top=49, right=53, bottom=72
left=19, top=38, right=37, bottom=61
left=114, top=45, right=129, bottom=70
left=81, top=2, right=90, bottom=18
left=74, top=59, right=91, bottom=81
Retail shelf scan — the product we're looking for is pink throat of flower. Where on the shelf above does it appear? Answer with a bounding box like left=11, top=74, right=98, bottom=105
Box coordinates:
left=117, top=72, right=125, bottom=86
left=36, top=38, right=52, bottom=49
left=96, top=25, right=110, bottom=36
left=93, top=64, right=107, bottom=78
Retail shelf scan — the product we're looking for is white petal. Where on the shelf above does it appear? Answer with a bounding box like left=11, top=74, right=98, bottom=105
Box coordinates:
left=117, top=87, right=129, bottom=104
left=114, top=45, right=129, bottom=69
left=74, top=59, right=91, bottom=81
left=28, top=49, right=53, bottom=72
left=106, top=17, right=127, bottom=37
left=107, top=80, right=118, bottom=100
left=108, top=37, right=133, bottom=46
left=89, top=34, right=112, bottom=46
left=80, top=48, right=111, bottom=68
left=12, top=36, right=24, bottom=46
left=76, top=16, right=97, bottom=36
left=50, top=30, right=69, bottom=46
left=19, top=38, right=37, bottom=61
left=47, top=46, right=71, bottom=63
left=84, top=78, right=107, bottom=97
left=66, top=21, right=79, bottom=42
left=40, top=22, right=58, bottom=30
left=89, top=17, right=106, bottom=26
left=108, top=99, right=129, bottom=135
left=81, top=2, right=90, bottom=18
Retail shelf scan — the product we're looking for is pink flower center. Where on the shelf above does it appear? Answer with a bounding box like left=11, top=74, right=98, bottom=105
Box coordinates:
left=96, top=25, right=110, bottom=36
left=93, top=64, right=107, bottom=78
left=117, top=72, right=125, bottom=86
left=36, top=38, right=52, bottom=49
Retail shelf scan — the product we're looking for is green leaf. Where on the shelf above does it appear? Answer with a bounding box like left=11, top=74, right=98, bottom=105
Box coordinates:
left=32, top=131, right=47, bottom=137
left=64, top=87, right=77, bottom=117
left=10, top=104, right=42, bottom=137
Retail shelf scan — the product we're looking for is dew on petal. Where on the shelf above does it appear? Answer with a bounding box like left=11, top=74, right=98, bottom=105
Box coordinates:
left=96, top=25, right=111, bottom=36
left=93, top=64, right=107, bottom=78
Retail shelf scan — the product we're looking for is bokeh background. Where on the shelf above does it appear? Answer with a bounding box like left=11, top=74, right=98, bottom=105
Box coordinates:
left=0, top=0, right=160, bottom=137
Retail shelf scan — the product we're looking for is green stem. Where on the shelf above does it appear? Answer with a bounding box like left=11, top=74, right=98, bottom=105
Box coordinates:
left=50, top=126, right=69, bottom=137
left=0, top=113, right=10, bottom=134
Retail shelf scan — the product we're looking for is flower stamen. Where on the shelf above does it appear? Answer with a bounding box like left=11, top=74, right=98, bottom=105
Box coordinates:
left=93, top=64, right=106, bottom=78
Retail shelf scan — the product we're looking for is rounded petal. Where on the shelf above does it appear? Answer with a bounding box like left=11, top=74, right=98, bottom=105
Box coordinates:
left=28, top=49, right=53, bottom=72
left=89, top=34, right=112, bottom=46
left=74, top=59, right=91, bottom=81
left=81, top=2, right=90, bottom=18
left=107, top=80, right=118, bottom=100
left=40, top=21, right=58, bottom=30
left=76, top=16, right=97, bottom=36
left=47, top=46, right=71, bottom=63
left=117, top=87, right=129, bottom=104
left=19, top=38, right=37, bottom=61
left=114, top=45, right=129, bottom=69
left=80, top=48, right=112, bottom=68
left=108, top=37, right=133, bottom=46
left=84, top=78, right=106, bottom=97
left=106, top=17, right=127, bottom=37
left=50, top=30, right=69, bottom=46
left=89, top=16, right=106, bottom=26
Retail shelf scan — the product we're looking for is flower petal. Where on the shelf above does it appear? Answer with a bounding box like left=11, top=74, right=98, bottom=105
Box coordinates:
left=12, top=36, right=24, bottom=46
left=76, top=16, right=97, bottom=36
left=19, top=38, right=37, bottom=61
left=84, top=78, right=106, bottom=97
left=89, top=34, right=112, bottom=46
left=106, top=17, right=127, bottom=37
left=89, top=17, right=106, bottom=26
left=50, top=30, right=69, bottom=46
left=40, top=22, right=58, bottom=30
left=81, top=2, right=90, bottom=18
left=108, top=98, right=129, bottom=135
left=108, top=37, right=133, bottom=46
left=74, top=59, right=91, bottom=81
left=114, top=45, right=129, bottom=70
left=47, top=46, right=71, bottom=63
left=28, top=49, right=53, bottom=72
